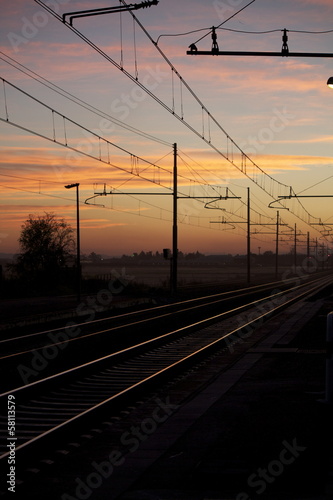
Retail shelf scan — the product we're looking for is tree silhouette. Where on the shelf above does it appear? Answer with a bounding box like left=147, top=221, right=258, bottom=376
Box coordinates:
left=10, top=213, right=75, bottom=288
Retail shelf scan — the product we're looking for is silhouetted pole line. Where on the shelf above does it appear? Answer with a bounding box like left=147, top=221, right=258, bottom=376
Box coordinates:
left=291, top=225, right=320, bottom=270
left=90, top=147, right=244, bottom=294
left=210, top=188, right=251, bottom=282
left=211, top=206, right=292, bottom=282
left=278, top=195, right=333, bottom=236
left=246, top=212, right=288, bottom=279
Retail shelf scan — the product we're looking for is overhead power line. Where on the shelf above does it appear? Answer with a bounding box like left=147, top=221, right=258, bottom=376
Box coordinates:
left=34, top=0, right=293, bottom=201
left=0, top=77, right=228, bottom=194
left=187, top=27, right=333, bottom=57
left=0, top=77, right=174, bottom=190
left=157, top=27, right=333, bottom=44
left=27, top=2, right=333, bottom=238
left=0, top=51, right=171, bottom=148
left=191, top=0, right=256, bottom=46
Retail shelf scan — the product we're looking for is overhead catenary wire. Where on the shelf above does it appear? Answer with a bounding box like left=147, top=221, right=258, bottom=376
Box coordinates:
left=133, top=16, right=139, bottom=80
left=0, top=51, right=171, bottom=148
left=119, top=5, right=123, bottom=68
left=157, top=27, right=333, bottom=43
left=176, top=150, right=327, bottom=237
left=32, top=0, right=318, bottom=237
left=178, top=151, right=279, bottom=224
left=156, top=28, right=211, bottom=46
left=0, top=75, right=250, bottom=198
left=218, top=27, right=333, bottom=35
left=0, top=77, right=175, bottom=190
left=34, top=0, right=292, bottom=201
left=0, top=180, right=248, bottom=233
left=0, top=171, right=275, bottom=239
left=16, top=2, right=333, bottom=241
left=118, top=0, right=328, bottom=235
left=190, top=0, right=256, bottom=46
left=297, top=173, right=333, bottom=195
left=0, top=173, right=65, bottom=185
left=0, top=100, right=258, bottom=226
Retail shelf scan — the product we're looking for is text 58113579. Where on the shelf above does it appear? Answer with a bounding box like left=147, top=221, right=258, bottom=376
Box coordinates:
left=7, top=395, right=16, bottom=493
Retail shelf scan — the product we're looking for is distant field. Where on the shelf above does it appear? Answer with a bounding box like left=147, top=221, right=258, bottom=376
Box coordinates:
left=82, top=263, right=289, bottom=287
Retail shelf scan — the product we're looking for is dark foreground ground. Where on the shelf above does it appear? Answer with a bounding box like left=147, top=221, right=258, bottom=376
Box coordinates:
left=2, top=279, right=333, bottom=499
left=113, top=290, right=333, bottom=500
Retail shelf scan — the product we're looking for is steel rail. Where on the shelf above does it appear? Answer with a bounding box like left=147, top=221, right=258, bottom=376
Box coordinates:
left=0, top=274, right=331, bottom=462
left=0, top=275, right=315, bottom=359
left=0, top=277, right=297, bottom=343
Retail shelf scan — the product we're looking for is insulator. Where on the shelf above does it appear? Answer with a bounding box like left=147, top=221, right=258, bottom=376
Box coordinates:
left=282, top=28, right=289, bottom=56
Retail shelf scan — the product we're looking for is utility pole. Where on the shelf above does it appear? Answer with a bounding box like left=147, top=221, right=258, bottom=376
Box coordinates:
left=275, top=211, right=279, bottom=279
left=172, top=143, right=178, bottom=294
left=65, top=183, right=81, bottom=302
left=211, top=198, right=288, bottom=284
left=247, top=187, right=251, bottom=283
left=294, top=223, right=297, bottom=270
left=88, top=146, right=241, bottom=294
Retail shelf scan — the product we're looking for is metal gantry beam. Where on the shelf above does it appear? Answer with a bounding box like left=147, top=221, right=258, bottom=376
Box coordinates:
left=187, top=27, right=333, bottom=58
left=187, top=50, right=333, bottom=58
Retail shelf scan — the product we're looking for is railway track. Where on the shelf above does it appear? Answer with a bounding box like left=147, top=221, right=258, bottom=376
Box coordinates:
left=0, top=278, right=322, bottom=364
left=0, top=276, right=304, bottom=393
left=1, top=271, right=332, bottom=476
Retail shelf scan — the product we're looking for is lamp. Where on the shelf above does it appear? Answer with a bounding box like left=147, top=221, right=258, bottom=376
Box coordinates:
left=327, top=76, right=333, bottom=88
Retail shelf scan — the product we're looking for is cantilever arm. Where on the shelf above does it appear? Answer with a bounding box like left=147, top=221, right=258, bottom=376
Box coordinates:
left=63, top=1, right=159, bottom=26
left=84, top=194, right=106, bottom=208
left=268, top=196, right=290, bottom=210
left=204, top=198, right=227, bottom=210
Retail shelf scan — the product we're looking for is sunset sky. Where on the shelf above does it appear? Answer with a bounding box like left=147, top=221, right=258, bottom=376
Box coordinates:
left=0, top=0, right=333, bottom=257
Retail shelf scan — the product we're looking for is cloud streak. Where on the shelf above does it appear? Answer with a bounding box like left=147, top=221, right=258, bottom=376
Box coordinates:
left=0, top=0, right=332, bottom=256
